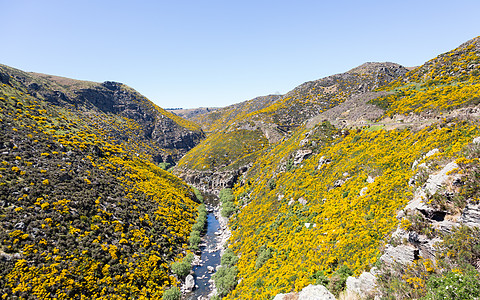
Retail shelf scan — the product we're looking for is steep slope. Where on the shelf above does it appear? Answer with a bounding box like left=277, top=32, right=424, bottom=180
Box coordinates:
left=0, top=69, right=202, bottom=298
left=211, top=36, right=480, bottom=299
left=372, top=36, right=480, bottom=116
left=174, top=63, right=408, bottom=194
left=0, top=64, right=205, bottom=163
left=191, top=94, right=282, bottom=133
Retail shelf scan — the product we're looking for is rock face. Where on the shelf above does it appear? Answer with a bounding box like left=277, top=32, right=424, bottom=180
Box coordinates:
left=298, top=285, right=336, bottom=300
left=294, top=149, right=313, bottom=166
left=380, top=244, right=418, bottom=265
left=459, top=202, right=480, bottom=227
left=177, top=164, right=250, bottom=195
left=70, top=81, right=204, bottom=161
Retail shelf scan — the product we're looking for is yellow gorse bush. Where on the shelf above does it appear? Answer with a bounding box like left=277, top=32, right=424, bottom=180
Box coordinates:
left=225, top=121, right=479, bottom=299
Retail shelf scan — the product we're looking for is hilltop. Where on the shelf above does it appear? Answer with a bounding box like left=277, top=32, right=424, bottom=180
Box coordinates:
left=0, top=65, right=204, bottom=163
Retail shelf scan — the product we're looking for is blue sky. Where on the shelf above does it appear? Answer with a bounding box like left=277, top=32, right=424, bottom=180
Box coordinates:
left=2, top=0, right=480, bottom=108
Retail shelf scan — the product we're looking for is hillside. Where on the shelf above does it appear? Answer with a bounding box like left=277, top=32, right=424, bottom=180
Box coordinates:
left=174, top=63, right=408, bottom=195
left=190, top=94, right=282, bottom=133
left=0, top=68, right=204, bottom=298
left=0, top=65, right=205, bottom=163
left=178, top=36, right=480, bottom=299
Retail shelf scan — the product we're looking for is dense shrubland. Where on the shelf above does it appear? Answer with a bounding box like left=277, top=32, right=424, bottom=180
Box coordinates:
left=209, top=37, right=480, bottom=299
left=0, top=74, right=201, bottom=298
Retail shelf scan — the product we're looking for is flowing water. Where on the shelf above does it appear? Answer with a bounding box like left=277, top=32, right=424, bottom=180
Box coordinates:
left=184, top=194, right=222, bottom=299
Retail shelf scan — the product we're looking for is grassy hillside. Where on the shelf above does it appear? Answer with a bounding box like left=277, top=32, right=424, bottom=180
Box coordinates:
left=0, top=71, right=201, bottom=298
left=225, top=121, right=479, bottom=299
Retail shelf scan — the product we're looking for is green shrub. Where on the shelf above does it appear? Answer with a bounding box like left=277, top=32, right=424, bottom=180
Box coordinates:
left=189, top=231, right=201, bottom=248
left=193, top=187, right=204, bottom=203
left=423, top=268, right=480, bottom=300
left=171, top=254, right=193, bottom=279
left=310, top=270, right=329, bottom=286
left=221, top=201, right=236, bottom=217
left=158, top=162, right=172, bottom=170
left=162, top=286, right=180, bottom=300
left=213, top=265, right=238, bottom=297
left=438, top=225, right=480, bottom=268
left=221, top=248, right=238, bottom=267
left=219, top=188, right=234, bottom=202
left=255, top=247, right=272, bottom=269
left=327, top=265, right=353, bottom=296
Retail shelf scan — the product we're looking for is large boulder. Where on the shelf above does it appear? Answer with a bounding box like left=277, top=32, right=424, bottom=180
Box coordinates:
left=380, top=244, right=417, bottom=265
left=346, top=271, right=377, bottom=298
left=185, top=274, right=195, bottom=291
left=298, top=285, right=336, bottom=300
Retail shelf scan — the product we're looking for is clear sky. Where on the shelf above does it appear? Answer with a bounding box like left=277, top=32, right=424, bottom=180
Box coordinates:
left=2, top=0, right=480, bottom=108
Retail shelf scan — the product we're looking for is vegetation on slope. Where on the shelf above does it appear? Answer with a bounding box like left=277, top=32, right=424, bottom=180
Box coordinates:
left=200, top=37, right=480, bottom=299
left=175, top=63, right=407, bottom=190
left=372, top=36, right=480, bottom=116
left=222, top=120, right=479, bottom=299
left=177, top=129, right=268, bottom=171
left=0, top=73, right=200, bottom=298
left=191, top=95, right=281, bottom=133
left=0, top=64, right=204, bottom=163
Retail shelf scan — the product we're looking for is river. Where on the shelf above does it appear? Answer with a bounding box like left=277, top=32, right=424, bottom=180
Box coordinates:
left=184, top=194, right=225, bottom=300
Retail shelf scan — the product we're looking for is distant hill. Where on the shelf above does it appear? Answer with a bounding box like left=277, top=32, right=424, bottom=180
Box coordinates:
left=166, top=107, right=219, bottom=121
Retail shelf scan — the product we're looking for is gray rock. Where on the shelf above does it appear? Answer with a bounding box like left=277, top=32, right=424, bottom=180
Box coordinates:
left=294, top=149, right=313, bottom=166
left=459, top=202, right=480, bottom=227
left=380, top=244, right=417, bottom=265
left=367, top=176, right=375, bottom=183
left=359, top=187, right=368, bottom=197
left=298, top=284, right=335, bottom=300
left=14, top=222, right=25, bottom=230
left=473, top=136, right=480, bottom=144
left=425, top=148, right=440, bottom=158
left=273, top=284, right=335, bottom=300
left=317, top=156, right=332, bottom=170
left=185, top=274, right=195, bottom=291
left=346, top=271, right=377, bottom=298
left=207, top=266, right=215, bottom=273
left=424, top=162, right=458, bottom=195
left=272, top=293, right=290, bottom=300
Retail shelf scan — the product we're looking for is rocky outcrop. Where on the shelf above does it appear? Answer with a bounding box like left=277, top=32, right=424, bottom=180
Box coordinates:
left=346, top=271, right=377, bottom=299
left=177, top=164, right=251, bottom=195
left=459, top=202, right=480, bottom=227
left=273, top=284, right=335, bottom=300
left=293, top=149, right=313, bottom=166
